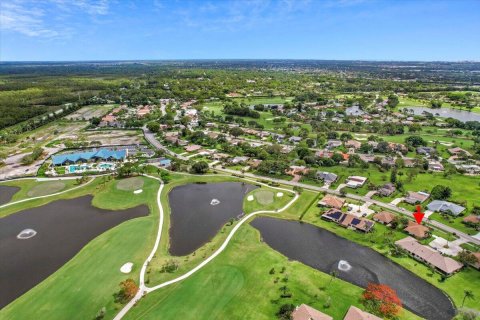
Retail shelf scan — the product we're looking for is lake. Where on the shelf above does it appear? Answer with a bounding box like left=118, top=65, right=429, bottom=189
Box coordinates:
left=0, top=195, right=149, bottom=309
left=0, top=185, right=20, bottom=206
left=168, top=182, right=257, bottom=256
left=401, top=107, right=480, bottom=122
left=251, top=217, right=455, bottom=320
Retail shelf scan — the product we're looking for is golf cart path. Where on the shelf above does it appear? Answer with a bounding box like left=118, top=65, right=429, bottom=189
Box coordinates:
left=0, top=177, right=95, bottom=210
left=113, top=173, right=299, bottom=320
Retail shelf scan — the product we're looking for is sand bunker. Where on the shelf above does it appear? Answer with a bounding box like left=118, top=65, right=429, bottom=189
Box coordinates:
left=120, top=262, right=133, bottom=274
left=133, top=189, right=143, bottom=194
left=276, top=192, right=284, bottom=197
left=247, top=195, right=254, bottom=201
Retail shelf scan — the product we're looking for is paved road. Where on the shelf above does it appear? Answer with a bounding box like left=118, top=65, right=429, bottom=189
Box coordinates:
left=215, top=167, right=480, bottom=245
left=141, top=134, right=480, bottom=245
left=142, top=126, right=189, bottom=161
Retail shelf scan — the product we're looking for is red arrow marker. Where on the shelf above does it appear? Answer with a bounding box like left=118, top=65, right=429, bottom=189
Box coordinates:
left=413, top=205, right=425, bottom=224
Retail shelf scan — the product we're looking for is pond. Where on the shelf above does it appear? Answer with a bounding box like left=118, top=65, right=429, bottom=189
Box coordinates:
left=168, top=182, right=257, bottom=256
left=251, top=217, right=455, bottom=320
left=401, top=107, right=480, bottom=122
left=0, top=185, right=19, bottom=206
left=0, top=195, right=149, bottom=309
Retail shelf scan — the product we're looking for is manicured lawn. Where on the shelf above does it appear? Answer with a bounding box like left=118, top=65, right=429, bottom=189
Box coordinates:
left=0, top=178, right=101, bottom=218
left=1, top=178, right=80, bottom=202
left=299, top=199, right=480, bottom=311
left=243, top=186, right=294, bottom=213
left=428, top=212, right=477, bottom=236
left=0, top=176, right=160, bottom=320
left=124, top=225, right=421, bottom=320
left=401, top=173, right=480, bottom=211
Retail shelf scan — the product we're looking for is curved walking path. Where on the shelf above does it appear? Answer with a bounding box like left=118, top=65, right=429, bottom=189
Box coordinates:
left=0, top=177, right=96, bottom=210
left=114, top=173, right=299, bottom=320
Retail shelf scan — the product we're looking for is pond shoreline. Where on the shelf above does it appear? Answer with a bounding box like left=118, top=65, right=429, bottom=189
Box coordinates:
left=251, top=216, right=456, bottom=320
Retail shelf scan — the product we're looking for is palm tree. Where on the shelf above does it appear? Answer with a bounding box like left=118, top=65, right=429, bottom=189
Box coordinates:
left=462, top=290, right=475, bottom=307
left=328, top=270, right=337, bottom=288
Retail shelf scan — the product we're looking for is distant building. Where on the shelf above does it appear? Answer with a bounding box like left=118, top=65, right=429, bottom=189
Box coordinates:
left=52, top=148, right=127, bottom=166
left=416, top=147, right=436, bottom=156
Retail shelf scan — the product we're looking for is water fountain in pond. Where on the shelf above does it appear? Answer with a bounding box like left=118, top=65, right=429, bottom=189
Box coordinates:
left=338, top=260, right=352, bottom=272
left=17, top=229, right=37, bottom=240
left=210, top=199, right=220, bottom=206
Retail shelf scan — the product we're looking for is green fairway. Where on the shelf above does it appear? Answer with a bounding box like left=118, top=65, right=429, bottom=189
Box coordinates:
left=123, top=225, right=420, bottom=320
left=1, top=178, right=79, bottom=203
left=0, top=176, right=160, bottom=320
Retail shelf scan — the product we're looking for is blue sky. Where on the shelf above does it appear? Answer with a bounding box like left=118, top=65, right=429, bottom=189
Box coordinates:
left=1, top=0, right=479, bottom=61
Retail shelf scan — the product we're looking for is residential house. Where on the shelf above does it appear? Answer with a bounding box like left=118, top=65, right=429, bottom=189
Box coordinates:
left=428, top=161, right=444, bottom=171
left=327, top=139, right=342, bottom=149
left=404, top=191, right=430, bottom=204
left=377, top=183, right=396, bottom=197
left=185, top=145, right=202, bottom=153
left=462, top=215, right=480, bottom=228
left=292, top=304, right=333, bottom=320
left=247, top=159, right=263, bottom=169
left=416, top=147, right=436, bottom=156
left=404, top=221, right=430, bottom=239
left=345, top=176, right=367, bottom=188
left=136, top=105, right=152, bottom=117
left=289, top=136, right=303, bottom=144
left=212, top=153, right=230, bottom=161
left=395, top=237, right=463, bottom=276
left=427, top=200, right=466, bottom=216
left=322, top=209, right=375, bottom=233
left=231, top=156, right=249, bottom=164
left=316, top=171, right=338, bottom=184
left=373, top=211, right=396, bottom=225
left=345, top=140, right=362, bottom=149
left=316, top=150, right=333, bottom=159
left=456, top=164, right=480, bottom=174
left=286, top=165, right=309, bottom=176
left=472, top=252, right=480, bottom=270
left=448, top=147, right=471, bottom=157
left=343, top=306, right=382, bottom=320
left=403, top=158, right=416, bottom=168
left=318, top=195, right=345, bottom=209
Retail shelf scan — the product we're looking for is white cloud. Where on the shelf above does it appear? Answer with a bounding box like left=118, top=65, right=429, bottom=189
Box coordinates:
left=0, top=0, right=111, bottom=38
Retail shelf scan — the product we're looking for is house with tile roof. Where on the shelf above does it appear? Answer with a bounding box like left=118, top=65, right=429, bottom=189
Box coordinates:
left=318, top=195, right=345, bottom=209
left=395, top=237, right=463, bottom=275
left=343, top=306, right=382, bottom=320
left=373, top=211, right=396, bottom=225
left=292, top=304, right=333, bottom=320
left=404, top=221, right=430, bottom=239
